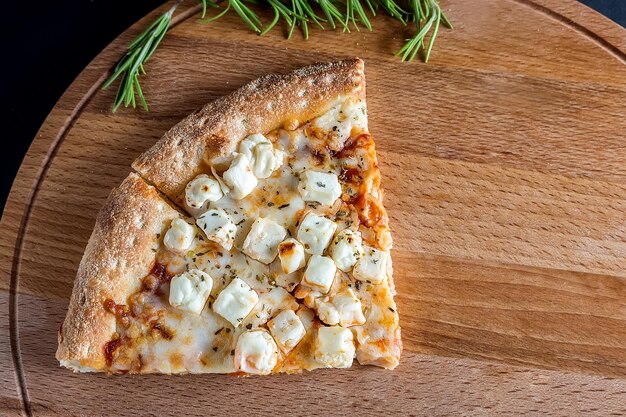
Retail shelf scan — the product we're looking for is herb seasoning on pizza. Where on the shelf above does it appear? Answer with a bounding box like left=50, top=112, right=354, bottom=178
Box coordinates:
left=56, top=58, right=402, bottom=374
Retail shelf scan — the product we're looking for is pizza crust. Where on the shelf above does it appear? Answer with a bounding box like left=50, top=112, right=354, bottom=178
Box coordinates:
left=56, top=173, right=180, bottom=371
left=132, top=58, right=365, bottom=203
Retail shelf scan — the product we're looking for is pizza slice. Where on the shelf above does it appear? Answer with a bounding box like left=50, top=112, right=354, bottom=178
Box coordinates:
left=57, top=58, right=402, bottom=374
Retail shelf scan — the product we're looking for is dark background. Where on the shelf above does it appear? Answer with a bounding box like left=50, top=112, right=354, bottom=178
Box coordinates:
left=2, top=0, right=625, bottom=213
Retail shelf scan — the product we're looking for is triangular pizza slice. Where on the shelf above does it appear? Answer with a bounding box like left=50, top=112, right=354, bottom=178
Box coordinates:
left=57, top=58, right=402, bottom=374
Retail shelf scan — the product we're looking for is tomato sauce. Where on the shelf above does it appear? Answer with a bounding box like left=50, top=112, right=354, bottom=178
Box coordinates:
left=142, top=262, right=174, bottom=293
left=332, top=133, right=373, bottom=159
left=104, top=298, right=131, bottom=326
left=104, top=338, right=122, bottom=366
left=354, top=194, right=383, bottom=227
left=150, top=262, right=173, bottom=283
left=340, top=167, right=363, bottom=185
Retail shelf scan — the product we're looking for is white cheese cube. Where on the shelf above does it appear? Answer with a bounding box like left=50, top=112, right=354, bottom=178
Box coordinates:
left=297, top=169, right=342, bottom=206
left=263, top=286, right=299, bottom=316
left=243, top=287, right=298, bottom=328
left=239, top=133, right=269, bottom=162
left=311, top=100, right=368, bottom=146
left=213, top=278, right=259, bottom=327
left=184, top=174, right=223, bottom=209
left=268, top=261, right=301, bottom=292
left=315, top=288, right=366, bottom=327
left=302, top=255, right=336, bottom=293
left=267, top=310, right=306, bottom=353
left=315, top=326, right=355, bottom=368
left=353, top=246, right=389, bottom=284
left=277, top=238, right=306, bottom=274
left=235, top=329, right=278, bottom=375
left=196, top=208, right=236, bottom=250
left=222, top=153, right=258, bottom=199
left=168, top=269, right=213, bottom=314
left=315, top=300, right=339, bottom=326
left=242, top=218, right=287, bottom=264
left=252, top=142, right=284, bottom=179
left=296, top=306, right=316, bottom=331
left=329, top=229, right=363, bottom=272
left=210, top=165, right=232, bottom=195
left=297, top=212, right=337, bottom=255
left=239, top=134, right=284, bottom=179
left=312, top=105, right=352, bottom=144
left=163, top=219, right=195, bottom=253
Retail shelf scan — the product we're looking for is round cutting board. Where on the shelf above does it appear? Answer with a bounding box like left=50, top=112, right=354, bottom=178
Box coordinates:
left=2, top=1, right=625, bottom=415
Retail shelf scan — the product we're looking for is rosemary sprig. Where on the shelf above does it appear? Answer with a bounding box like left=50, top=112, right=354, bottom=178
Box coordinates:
left=262, top=0, right=302, bottom=35
left=103, top=0, right=451, bottom=112
left=203, top=0, right=263, bottom=33
left=396, top=0, right=452, bottom=62
left=316, top=0, right=349, bottom=31
left=200, top=0, right=220, bottom=18
left=102, top=1, right=181, bottom=112
left=345, top=0, right=373, bottom=31
left=376, top=0, right=407, bottom=24
left=288, top=0, right=326, bottom=39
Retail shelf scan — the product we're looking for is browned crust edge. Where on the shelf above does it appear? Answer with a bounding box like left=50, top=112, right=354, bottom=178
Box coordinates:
left=55, top=173, right=180, bottom=371
left=132, top=58, right=366, bottom=201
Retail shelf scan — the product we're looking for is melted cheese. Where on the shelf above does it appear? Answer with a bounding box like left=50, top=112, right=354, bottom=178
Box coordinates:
left=277, top=238, right=306, bottom=274
left=314, top=288, right=366, bottom=327
left=196, top=209, right=236, bottom=250
left=353, top=246, right=389, bottom=284
left=310, top=98, right=368, bottom=149
left=298, top=169, right=342, bottom=206
left=105, top=96, right=400, bottom=375
left=223, top=153, right=258, bottom=199
left=239, top=134, right=285, bottom=179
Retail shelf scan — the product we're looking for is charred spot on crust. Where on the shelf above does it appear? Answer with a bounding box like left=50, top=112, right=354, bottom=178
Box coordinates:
left=79, top=291, right=87, bottom=306
left=210, top=135, right=228, bottom=149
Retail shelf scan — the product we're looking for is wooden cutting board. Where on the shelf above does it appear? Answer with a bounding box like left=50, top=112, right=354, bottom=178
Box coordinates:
left=1, top=0, right=625, bottom=415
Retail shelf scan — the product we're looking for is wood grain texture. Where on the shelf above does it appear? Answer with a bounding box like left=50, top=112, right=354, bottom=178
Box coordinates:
left=1, top=0, right=625, bottom=415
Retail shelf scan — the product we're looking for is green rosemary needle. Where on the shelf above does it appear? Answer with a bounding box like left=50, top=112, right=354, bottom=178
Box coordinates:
left=316, top=0, right=349, bottom=31
left=396, top=0, right=452, bottom=62
left=202, top=0, right=263, bottom=33
left=102, top=1, right=182, bottom=111
left=103, top=0, right=451, bottom=112
left=345, top=0, right=373, bottom=31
